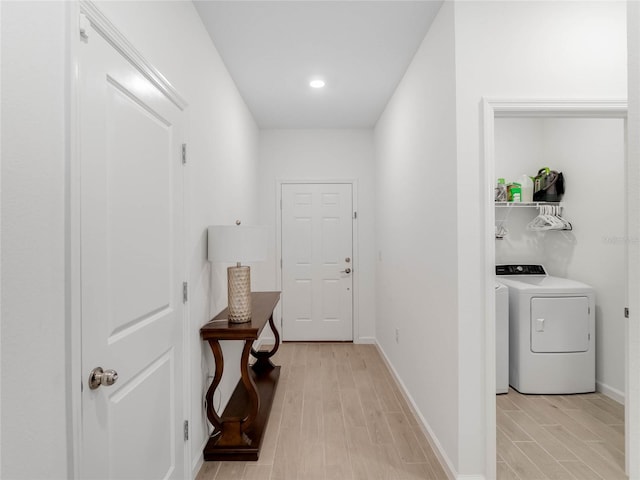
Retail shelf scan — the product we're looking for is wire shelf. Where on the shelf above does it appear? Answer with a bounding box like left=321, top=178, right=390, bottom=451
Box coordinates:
left=495, top=201, right=562, bottom=208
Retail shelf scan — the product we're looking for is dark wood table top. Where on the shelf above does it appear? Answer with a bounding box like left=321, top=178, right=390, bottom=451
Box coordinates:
left=200, top=291, right=281, bottom=341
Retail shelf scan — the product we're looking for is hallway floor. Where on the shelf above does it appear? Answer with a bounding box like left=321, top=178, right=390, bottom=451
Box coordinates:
left=497, top=388, right=626, bottom=479
left=196, top=343, right=448, bottom=480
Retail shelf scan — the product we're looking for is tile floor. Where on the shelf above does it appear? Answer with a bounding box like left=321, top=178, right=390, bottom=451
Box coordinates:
left=196, top=343, right=449, bottom=480
left=195, top=343, right=628, bottom=480
left=497, top=388, right=626, bottom=479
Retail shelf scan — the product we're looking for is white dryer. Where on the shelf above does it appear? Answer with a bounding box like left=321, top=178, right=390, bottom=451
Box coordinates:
left=496, top=265, right=595, bottom=394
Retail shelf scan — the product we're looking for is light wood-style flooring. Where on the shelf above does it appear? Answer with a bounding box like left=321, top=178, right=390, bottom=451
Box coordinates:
left=497, top=388, right=627, bottom=479
left=196, top=343, right=448, bottom=480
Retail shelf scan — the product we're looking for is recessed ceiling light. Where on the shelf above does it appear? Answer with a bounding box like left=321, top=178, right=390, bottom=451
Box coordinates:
left=310, top=79, right=325, bottom=89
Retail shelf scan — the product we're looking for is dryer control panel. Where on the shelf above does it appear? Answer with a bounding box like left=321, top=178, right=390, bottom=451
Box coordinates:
left=496, top=264, right=547, bottom=276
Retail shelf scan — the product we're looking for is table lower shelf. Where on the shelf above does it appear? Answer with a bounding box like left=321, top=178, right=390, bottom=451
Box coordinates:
left=204, top=365, right=280, bottom=461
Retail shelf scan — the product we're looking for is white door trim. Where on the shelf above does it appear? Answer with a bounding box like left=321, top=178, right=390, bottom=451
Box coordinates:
left=275, top=179, right=359, bottom=343
left=69, top=3, right=82, bottom=477
left=69, top=2, right=189, bottom=478
left=481, top=99, right=630, bottom=479
left=78, top=1, right=187, bottom=111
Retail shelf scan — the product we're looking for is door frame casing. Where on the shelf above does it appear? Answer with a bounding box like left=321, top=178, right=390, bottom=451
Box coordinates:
left=481, top=99, right=631, bottom=479
left=68, top=2, right=190, bottom=478
left=68, top=2, right=82, bottom=476
left=276, top=179, right=359, bottom=343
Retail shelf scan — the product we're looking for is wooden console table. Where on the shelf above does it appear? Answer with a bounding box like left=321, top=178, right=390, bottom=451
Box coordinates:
left=200, top=291, right=281, bottom=461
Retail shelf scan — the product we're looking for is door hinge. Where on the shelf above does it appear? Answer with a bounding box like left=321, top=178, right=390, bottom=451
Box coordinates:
left=280, top=258, right=283, bottom=269
left=183, top=420, right=189, bottom=441
left=183, top=282, right=188, bottom=303
left=79, top=13, right=90, bottom=41
left=181, top=143, right=187, bottom=165
left=625, top=307, right=630, bottom=318
left=353, top=211, right=357, bottom=219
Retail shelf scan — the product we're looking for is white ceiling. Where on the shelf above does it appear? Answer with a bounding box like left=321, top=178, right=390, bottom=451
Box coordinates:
left=194, top=1, right=443, bottom=128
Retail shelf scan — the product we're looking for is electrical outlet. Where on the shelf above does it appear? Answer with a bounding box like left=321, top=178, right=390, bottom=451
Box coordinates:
left=395, top=328, right=399, bottom=343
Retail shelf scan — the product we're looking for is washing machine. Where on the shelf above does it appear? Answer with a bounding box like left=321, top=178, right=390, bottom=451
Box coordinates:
left=496, top=264, right=595, bottom=394
left=495, top=282, right=509, bottom=394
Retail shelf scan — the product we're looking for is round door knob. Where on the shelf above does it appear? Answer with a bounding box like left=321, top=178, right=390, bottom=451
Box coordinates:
left=88, top=367, right=119, bottom=390
left=341, top=268, right=351, bottom=274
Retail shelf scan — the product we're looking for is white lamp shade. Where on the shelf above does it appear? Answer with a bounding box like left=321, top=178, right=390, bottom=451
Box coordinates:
left=207, top=225, right=268, bottom=263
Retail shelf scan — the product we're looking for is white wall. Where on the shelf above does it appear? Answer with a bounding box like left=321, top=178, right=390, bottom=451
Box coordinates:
left=495, top=117, right=626, bottom=400
left=257, top=129, right=376, bottom=342
left=374, top=1, right=626, bottom=477
left=454, top=1, right=627, bottom=475
left=1, top=2, right=69, bottom=478
left=374, top=2, right=460, bottom=473
left=1, top=1, right=259, bottom=477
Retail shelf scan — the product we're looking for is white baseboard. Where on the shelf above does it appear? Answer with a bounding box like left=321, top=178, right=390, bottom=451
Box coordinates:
left=374, top=341, right=458, bottom=480
left=356, top=336, right=376, bottom=344
left=191, top=443, right=205, bottom=479
left=259, top=335, right=375, bottom=344
left=597, top=381, right=625, bottom=405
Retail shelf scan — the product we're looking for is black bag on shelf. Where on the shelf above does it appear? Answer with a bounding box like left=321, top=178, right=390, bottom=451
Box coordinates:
left=533, top=167, right=564, bottom=202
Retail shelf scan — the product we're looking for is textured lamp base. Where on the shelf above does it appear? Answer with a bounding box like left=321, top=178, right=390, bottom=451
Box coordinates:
left=227, top=266, right=252, bottom=323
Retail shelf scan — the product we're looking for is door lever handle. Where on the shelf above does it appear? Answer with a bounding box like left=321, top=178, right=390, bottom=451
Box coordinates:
left=340, top=268, right=352, bottom=274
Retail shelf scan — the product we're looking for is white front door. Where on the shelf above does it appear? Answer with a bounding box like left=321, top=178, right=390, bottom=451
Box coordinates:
left=78, top=15, right=185, bottom=480
left=281, top=183, right=353, bottom=341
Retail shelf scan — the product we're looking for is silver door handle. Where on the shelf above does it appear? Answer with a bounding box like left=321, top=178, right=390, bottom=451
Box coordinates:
left=88, top=367, right=119, bottom=389
left=341, top=268, right=352, bottom=274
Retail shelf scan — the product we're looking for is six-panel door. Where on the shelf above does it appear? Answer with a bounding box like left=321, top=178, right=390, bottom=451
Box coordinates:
left=281, top=183, right=354, bottom=341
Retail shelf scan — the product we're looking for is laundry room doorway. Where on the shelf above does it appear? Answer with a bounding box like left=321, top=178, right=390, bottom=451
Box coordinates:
left=482, top=100, right=636, bottom=478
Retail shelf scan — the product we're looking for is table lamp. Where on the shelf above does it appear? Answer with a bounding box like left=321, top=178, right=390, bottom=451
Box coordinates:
left=207, top=222, right=267, bottom=323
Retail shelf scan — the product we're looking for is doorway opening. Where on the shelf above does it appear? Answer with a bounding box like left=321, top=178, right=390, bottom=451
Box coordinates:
left=482, top=100, right=633, bottom=478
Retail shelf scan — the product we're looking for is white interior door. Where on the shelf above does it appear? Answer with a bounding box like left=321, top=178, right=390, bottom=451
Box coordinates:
left=78, top=16, right=185, bottom=480
left=281, top=183, right=353, bottom=341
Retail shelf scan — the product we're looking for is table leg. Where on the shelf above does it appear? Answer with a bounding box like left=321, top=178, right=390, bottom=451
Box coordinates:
left=206, top=339, right=260, bottom=447
left=251, top=313, right=281, bottom=374
left=240, top=339, right=260, bottom=434
left=204, top=339, right=223, bottom=432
